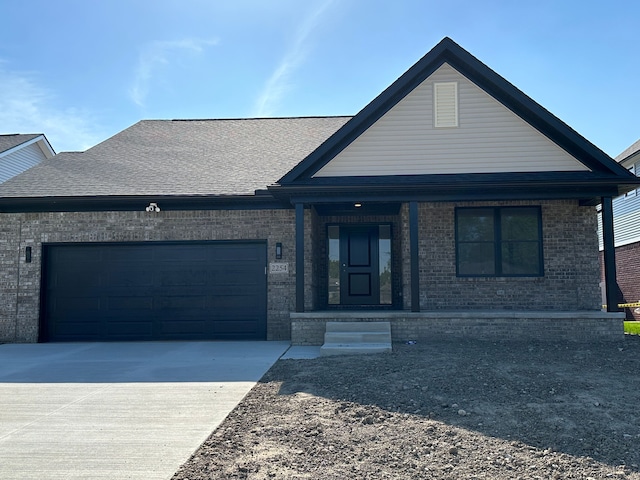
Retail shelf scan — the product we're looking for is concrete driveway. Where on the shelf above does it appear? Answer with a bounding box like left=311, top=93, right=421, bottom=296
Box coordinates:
left=0, top=341, right=290, bottom=480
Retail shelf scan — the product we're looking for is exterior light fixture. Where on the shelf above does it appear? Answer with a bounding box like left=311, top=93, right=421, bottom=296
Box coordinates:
left=145, top=202, right=161, bottom=212
left=275, top=242, right=283, bottom=259
left=354, top=203, right=362, bottom=208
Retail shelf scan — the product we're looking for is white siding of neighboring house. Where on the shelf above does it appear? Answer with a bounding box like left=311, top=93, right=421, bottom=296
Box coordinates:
left=0, top=142, right=49, bottom=183
left=314, top=63, right=589, bottom=177
left=597, top=161, right=640, bottom=250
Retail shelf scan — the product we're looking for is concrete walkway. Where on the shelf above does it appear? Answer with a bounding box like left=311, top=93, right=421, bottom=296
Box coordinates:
left=0, top=341, right=290, bottom=480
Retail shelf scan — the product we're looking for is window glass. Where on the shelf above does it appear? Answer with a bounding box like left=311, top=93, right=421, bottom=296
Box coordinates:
left=501, top=208, right=539, bottom=241
left=501, top=242, right=540, bottom=275
left=379, top=225, right=392, bottom=304
left=328, top=226, right=340, bottom=304
left=456, top=207, right=542, bottom=277
left=457, top=208, right=494, bottom=241
left=458, top=243, right=496, bottom=275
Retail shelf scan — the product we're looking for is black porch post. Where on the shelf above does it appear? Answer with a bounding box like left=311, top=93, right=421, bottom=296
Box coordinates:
left=295, top=202, right=305, bottom=312
left=409, top=201, right=420, bottom=312
left=601, top=196, right=620, bottom=313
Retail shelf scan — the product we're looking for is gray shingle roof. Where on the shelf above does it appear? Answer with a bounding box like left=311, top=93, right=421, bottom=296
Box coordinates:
left=0, top=134, right=42, bottom=154
left=616, top=138, right=640, bottom=162
left=0, top=118, right=350, bottom=198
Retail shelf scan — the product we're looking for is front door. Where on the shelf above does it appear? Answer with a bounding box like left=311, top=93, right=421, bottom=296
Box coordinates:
left=340, top=226, right=380, bottom=305
left=327, top=224, right=392, bottom=306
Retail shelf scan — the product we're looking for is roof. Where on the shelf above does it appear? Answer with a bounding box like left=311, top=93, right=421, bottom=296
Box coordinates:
left=270, top=37, right=639, bottom=205
left=279, top=37, right=630, bottom=185
left=616, top=138, right=640, bottom=164
left=0, top=117, right=350, bottom=199
left=1, top=37, right=637, bottom=212
left=0, top=134, right=53, bottom=156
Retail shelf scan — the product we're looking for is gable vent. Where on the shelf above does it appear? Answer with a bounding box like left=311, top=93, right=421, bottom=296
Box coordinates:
left=434, top=81, right=458, bottom=127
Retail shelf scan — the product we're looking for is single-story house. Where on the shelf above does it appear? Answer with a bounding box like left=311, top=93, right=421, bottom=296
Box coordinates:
left=599, top=139, right=640, bottom=320
left=0, top=37, right=638, bottom=344
left=0, top=134, right=55, bottom=184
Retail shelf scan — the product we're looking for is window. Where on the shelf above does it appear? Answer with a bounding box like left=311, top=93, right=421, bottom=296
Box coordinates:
left=434, top=82, right=458, bottom=127
left=456, top=207, right=543, bottom=277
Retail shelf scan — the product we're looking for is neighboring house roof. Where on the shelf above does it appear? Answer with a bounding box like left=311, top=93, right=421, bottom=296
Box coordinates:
left=0, top=117, right=350, bottom=199
left=0, top=134, right=55, bottom=183
left=616, top=138, right=640, bottom=166
left=0, top=134, right=41, bottom=153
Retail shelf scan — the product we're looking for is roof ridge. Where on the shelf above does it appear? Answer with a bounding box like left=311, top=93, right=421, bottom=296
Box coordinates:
left=161, top=115, right=353, bottom=122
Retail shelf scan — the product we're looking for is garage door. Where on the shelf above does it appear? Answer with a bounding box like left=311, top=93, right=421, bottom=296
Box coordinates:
left=41, top=242, right=267, bottom=342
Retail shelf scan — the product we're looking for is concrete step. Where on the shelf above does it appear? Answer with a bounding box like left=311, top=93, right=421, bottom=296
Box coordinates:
left=320, top=321, right=392, bottom=356
left=325, top=321, right=391, bottom=333
left=324, top=331, right=391, bottom=344
left=320, top=342, right=392, bottom=356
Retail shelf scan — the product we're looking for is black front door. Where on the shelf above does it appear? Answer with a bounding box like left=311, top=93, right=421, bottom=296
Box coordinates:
left=340, top=226, right=380, bottom=305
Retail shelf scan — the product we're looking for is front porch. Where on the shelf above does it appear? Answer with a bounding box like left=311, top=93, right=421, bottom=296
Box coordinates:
left=290, top=310, right=625, bottom=345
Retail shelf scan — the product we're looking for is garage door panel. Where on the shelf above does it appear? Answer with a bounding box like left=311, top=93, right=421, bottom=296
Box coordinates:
left=159, top=270, right=207, bottom=287
left=105, top=322, right=154, bottom=339
left=212, top=319, right=260, bottom=335
left=160, top=246, right=208, bottom=262
left=158, top=295, right=207, bottom=309
left=105, top=270, right=155, bottom=287
left=42, top=242, right=267, bottom=342
left=209, top=245, right=260, bottom=259
left=159, top=320, right=207, bottom=336
left=50, top=297, right=102, bottom=313
left=107, top=296, right=154, bottom=310
left=210, top=293, right=265, bottom=309
left=104, top=246, right=155, bottom=262
left=54, top=320, right=101, bottom=337
left=52, top=271, right=103, bottom=289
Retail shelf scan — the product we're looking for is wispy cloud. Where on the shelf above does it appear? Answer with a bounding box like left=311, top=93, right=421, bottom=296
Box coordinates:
left=0, top=63, right=102, bottom=152
left=129, top=38, right=219, bottom=108
left=253, top=0, right=337, bottom=117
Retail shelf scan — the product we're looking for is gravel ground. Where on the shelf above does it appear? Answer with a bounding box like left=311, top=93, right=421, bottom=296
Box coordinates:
left=174, top=335, right=640, bottom=479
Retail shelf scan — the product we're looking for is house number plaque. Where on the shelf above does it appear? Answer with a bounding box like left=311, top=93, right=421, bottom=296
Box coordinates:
left=269, top=262, right=289, bottom=274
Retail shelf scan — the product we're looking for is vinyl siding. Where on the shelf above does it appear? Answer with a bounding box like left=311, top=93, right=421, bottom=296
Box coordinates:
left=314, top=63, right=589, bottom=177
left=0, top=142, right=48, bottom=183
left=598, top=193, right=640, bottom=250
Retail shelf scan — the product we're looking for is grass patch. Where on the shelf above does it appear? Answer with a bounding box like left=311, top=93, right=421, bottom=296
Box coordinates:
left=624, top=322, right=640, bottom=335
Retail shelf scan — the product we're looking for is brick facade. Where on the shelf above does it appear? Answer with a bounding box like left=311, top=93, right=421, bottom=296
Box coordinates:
left=291, top=311, right=623, bottom=345
left=0, top=199, right=606, bottom=343
left=600, top=241, right=640, bottom=321
left=0, top=209, right=296, bottom=343
left=399, top=200, right=601, bottom=312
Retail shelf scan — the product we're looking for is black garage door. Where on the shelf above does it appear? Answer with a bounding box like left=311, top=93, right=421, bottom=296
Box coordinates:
left=41, top=242, right=267, bottom=342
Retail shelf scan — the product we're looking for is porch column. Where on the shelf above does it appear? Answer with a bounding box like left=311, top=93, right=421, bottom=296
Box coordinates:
left=409, top=201, right=420, bottom=312
left=601, top=196, right=620, bottom=313
left=295, top=202, right=305, bottom=312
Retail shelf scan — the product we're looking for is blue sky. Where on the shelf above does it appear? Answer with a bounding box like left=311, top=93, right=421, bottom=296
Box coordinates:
left=1, top=0, right=638, bottom=157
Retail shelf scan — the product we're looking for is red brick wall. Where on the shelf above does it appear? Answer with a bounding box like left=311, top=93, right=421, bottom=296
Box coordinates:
left=601, top=241, right=640, bottom=320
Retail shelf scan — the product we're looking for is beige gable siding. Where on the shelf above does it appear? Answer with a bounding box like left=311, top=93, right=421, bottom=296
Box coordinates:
left=314, top=63, right=589, bottom=177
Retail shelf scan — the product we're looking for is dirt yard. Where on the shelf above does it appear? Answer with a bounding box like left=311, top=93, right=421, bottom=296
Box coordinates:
left=174, top=335, right=640, bottom=479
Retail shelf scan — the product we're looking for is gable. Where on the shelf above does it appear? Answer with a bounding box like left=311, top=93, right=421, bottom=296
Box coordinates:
left=314, top=63, right=589, bottom=177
